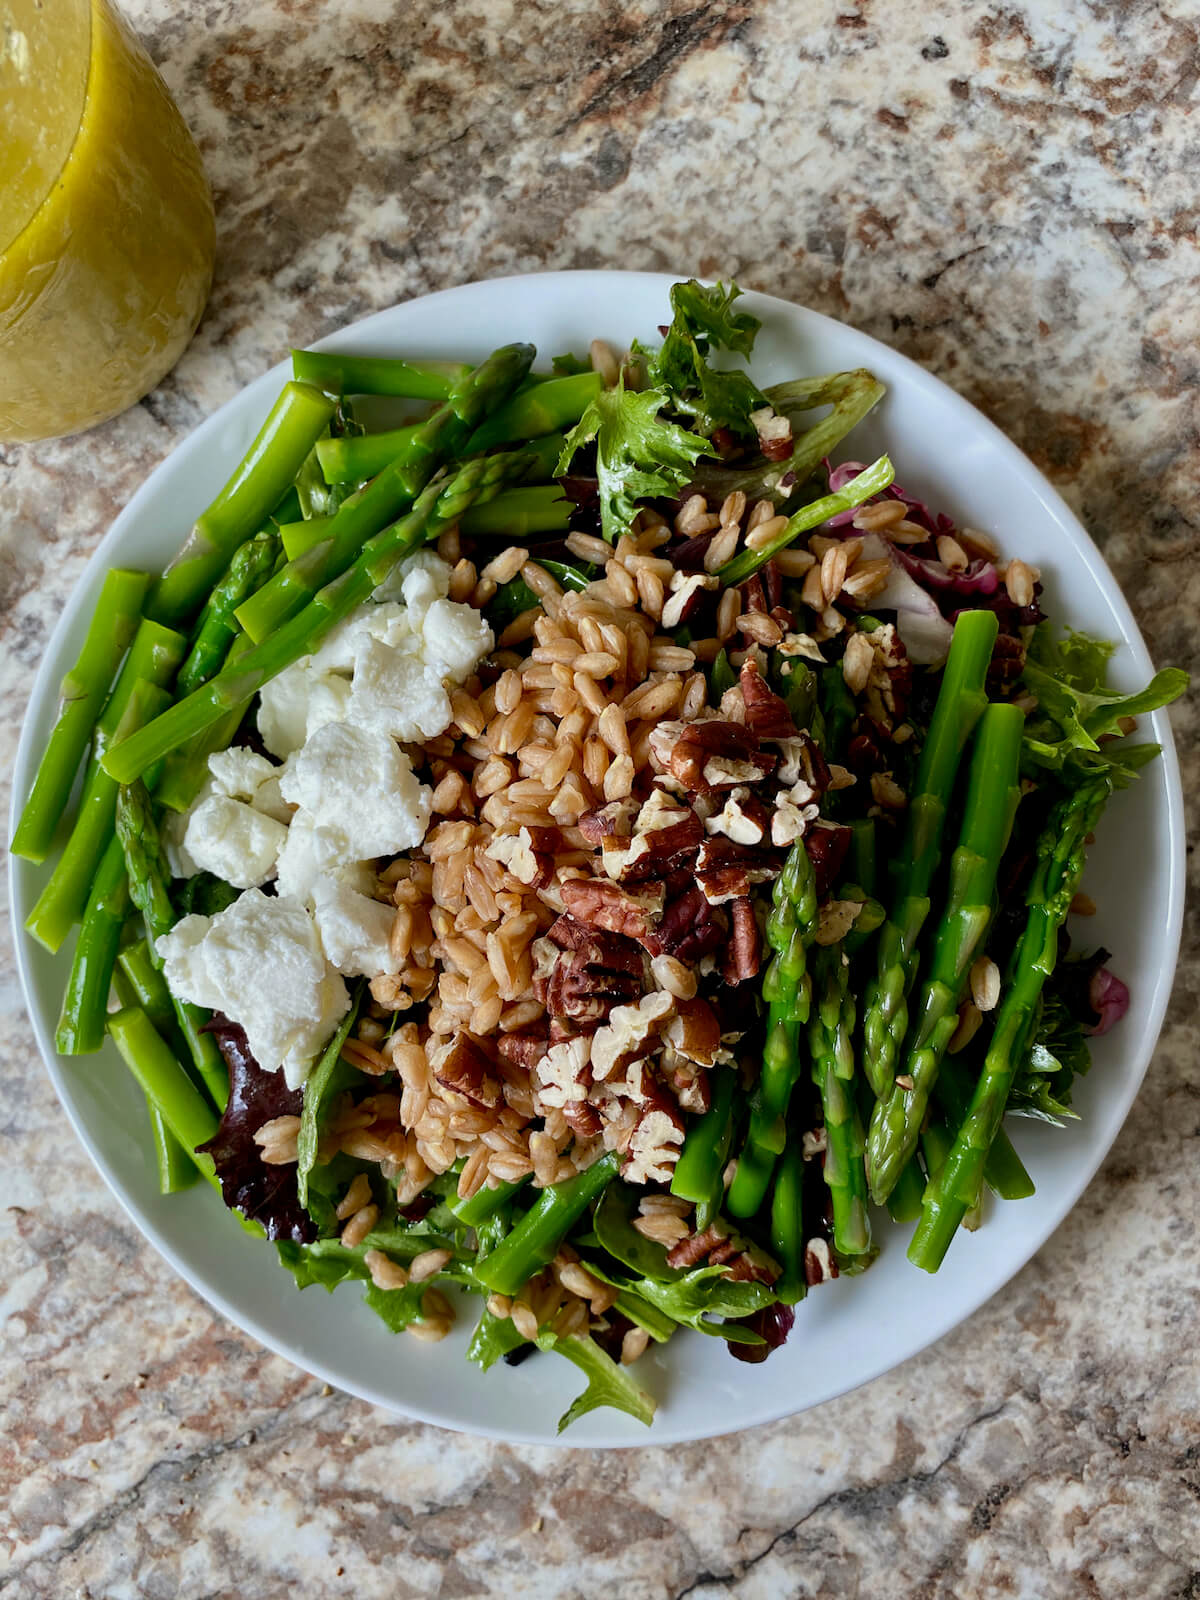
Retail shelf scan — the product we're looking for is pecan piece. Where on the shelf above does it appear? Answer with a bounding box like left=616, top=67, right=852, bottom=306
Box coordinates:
left=590, top=991, right=675, bottom=1082
left=603, top=793, right=703, bottom=883
left=578, top=798, right=639, bottom=846
left=740, top=659, right=798, bottom=741
left=485, top=825, right=559, bottom=890
left=722, top=896, right=762, bottom=984
left=805, top=821, right=852, bottom=902
left=495, top=1031, right=550, bottom=1071
left=432, top=1032, right=500, bottom=1110
left=696, top=834, right=780, bottom=905
left=622, top=1087, right=686, bottom=1185
left=665, top=1223, right=728, bottom=1271
left=776, top=730, right=831, bottom=795
left=653, top=719, right=777, bottom=795
left=655, top=881, right=727, bottom=963
left=665, top=997, right=723, bottom=1067
left=560, top=877, right=664, bottom=946
left=562, top=1100, right=604, bottom=1138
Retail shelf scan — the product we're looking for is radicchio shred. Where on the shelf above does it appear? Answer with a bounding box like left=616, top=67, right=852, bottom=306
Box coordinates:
left=727, top=1302, right=796, bottom=1364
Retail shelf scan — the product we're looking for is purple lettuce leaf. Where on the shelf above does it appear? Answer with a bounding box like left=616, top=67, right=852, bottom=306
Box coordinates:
left=197, top=1014, right=316, bottom=1244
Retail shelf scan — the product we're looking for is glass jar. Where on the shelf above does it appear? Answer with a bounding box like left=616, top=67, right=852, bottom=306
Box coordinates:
left=0, top=0, right=215, bottom=442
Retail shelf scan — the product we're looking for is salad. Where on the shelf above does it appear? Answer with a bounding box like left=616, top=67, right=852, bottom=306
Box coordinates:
left=14, top=280, right=1187, bottom=1433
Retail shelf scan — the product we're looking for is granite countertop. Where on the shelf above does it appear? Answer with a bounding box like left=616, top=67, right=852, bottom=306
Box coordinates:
left=2, top=2, right=1197, bottom=1595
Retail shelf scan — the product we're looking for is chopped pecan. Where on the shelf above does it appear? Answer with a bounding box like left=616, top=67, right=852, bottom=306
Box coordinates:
left=776, top=730, right=831, bottom=795
left=485, top=825, right=559, bottom=890
left=590, top=991, right=674, bottom=1082
left=805, top=822, right=852, bottom=901
left=988, top=628, right=1026, bottom=693
left=761, top=559, right=784, bottom=613
left=653, top=719, right=776, bottom=795
left=737, top=573, right=769, bottom=616
left=655, top=881, right=727, bottom=963
left=665, top=1223, right=728, bottom=1271
left=705, top=787, right=771, bottom=845
left=804, top=1237, right=838, bottom=1286
left=432, top=1033, right=500, bottom=1111
left=670, top=1060, right=711, bottom=1114
left=603, top=792, right=703, bottom=883
left=533, top=1036, right=592, bottom=1109
left=495, top=1031, right=550, bottom=1071
left=665, top=998, right=723, bottom=1067
left=696, top=834, right=780, bottom=905
left=562, top=1100, right=604, bottom=1138
left=622, top=1087, right=686, bottom=1185
left=725, top=1252, right=779, bottom=1284
left=560, top=877, right=664, bottom=946
left=740, top=660, right=797, bottom=741
left=662, top=570, right=718, bottom=630
left=578, top=798, right=639, bottom=846
left=722, top=896, right=762, bottom=984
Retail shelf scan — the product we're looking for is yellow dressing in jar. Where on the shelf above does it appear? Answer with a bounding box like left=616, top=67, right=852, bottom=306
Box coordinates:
left=0, top=0, right=215, bottom=442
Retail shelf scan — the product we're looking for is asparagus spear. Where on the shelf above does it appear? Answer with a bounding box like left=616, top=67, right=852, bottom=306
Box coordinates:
left=11, top=568, right=149, bottom=863
left=315, top=371, right=601, bottom=483
left=867, top=702, right=1024, bottom=1203
left=717, top=454, right=895, bottom=586
left=291, top=350, right=471, bottom=399
left=102, top=446, right=540, bottom=785
left=26, top=627, right=186, bottom=953
left=727, top=841, right=818, bottom=1218
left=935, top=1053, right=1034, bottom=1201
left=176, top=529, right=279, bottom=695
left=670, top=1066, right=737, bottom=1214
left=235, top=344, right=535, bottom=643
left=860, top=609, right=999, bottom=1097
left=110, top=959, right=196, bottom=1192
left=107, top=1006, right=220, bottom=1185
left=769, top=1134, right=807, bottom=1303
left=148, top=382, right=336, bottom=627
left=691, top=370, right=886, bottom=504
left=475, top=1153, right=620, bottom=1298
left=809, top=946, right=872, bottom=1255
left=54, top=834, right=131, bottom=1055
left=114, top=779, right=229, bottom=1112
left=155, top=633, right=256, bottom=813
left=909, top=774, right=1112, bottom=1271
left=117, top=937, right=179, bottom=1039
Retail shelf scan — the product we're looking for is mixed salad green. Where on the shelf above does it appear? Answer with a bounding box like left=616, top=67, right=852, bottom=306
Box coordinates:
left=14, top=279, right=1187, bottom=1432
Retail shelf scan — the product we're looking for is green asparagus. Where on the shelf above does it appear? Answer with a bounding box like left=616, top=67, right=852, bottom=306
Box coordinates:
left=475, top=1153, right=620, bottom=1298
left=176, top=529, right=279, bottom=695
left=809, top=945, right=871, bottom=1255
left=148, top=381, right=335, bottom=626
left=11, top=568, right=149, bottom=863
left=101, top=446, right=540, bottom=785
left=909, top=773, right=1112, bottom=1271
left=107, top=1006, right=220, bottom=1184
left=235, top=344, right=535, bottom=643
left=114, top=780, right=229, bottom=1112
left=26, top=624, right=185, bottom=952
left=860, top=609, right=999, bottom=1097
left=717, top=454, right=895, bottom=586
left=867, top=702, right=1024, bottom=1203
left=291, top=349, right=471, bottom=399
left=728, top=841, right=818, bottom=1218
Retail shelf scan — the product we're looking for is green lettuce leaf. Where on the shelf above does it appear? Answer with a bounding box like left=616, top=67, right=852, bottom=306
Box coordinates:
left=590, top=1182, right=774, bottom=1341
left=556, top=384, right=709, bottom=543
left=295, top=993, right=363, bottom=1210
left=640, top=279, right=766, bottom=437
left=466, top=1306, right=527, bottom=1370
left=534, top=1329, right=656, bottom=1434
left=1008, top=976, right=1094, bottom=1125
left=1021, top=623, right=1187, bottom=780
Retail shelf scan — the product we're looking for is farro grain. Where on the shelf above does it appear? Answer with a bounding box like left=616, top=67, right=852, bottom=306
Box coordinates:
left=717, top=587, right=740, bottom=641
left=597, top=702, right=630, bottom=755
left=590, top=338, right=619, bottom=386
left=574, top=650, right=620, bottom=678
left=510, top=1300, right=540, bottom=1341
left=409, top=1247, right=453, bottom=1282
left=840, top=557, right=891, bottom=600
left=703, top=524, right=740, bottom=572
left=774, top=548, right=817, bottom=577
left=405, top=1317, right=453, bottom=1343
left=364, top=1249, right=409, bottom=1291
left=720, top=490, right=747, bottom=526
left=680, top=671, right=708, bottom=719
left=970, top=955, right=1001, bottom=1013
left=936, top=534, right=968, bottom=571
left=948, top=1001, right=983, bottom=1054
left=648, top=642, right=695, bottom=672
left=888, top=518, right=930, bottom=544
left=341, top=1203, right=380, bottom=1248
left=495, top=669, right=523, bottom=715
left=1005, top=558, right=1035, bottom=607
left=524, top=563, right=564, bottom=605
left=622, top=676, right=681, bottom=721
left=1070, top=892, right=1097, bottom=916
left=448, top=559, right=477, bottom=603
left=842, top=631, right=875, bottom=694
left=800, top=564, right=826, bottom=609
left=737, top=612, right=783, bottom=646
left=621, top=1326, right=651, bottom=1365
left=335, top=1172, right=373, bottom=1221
left=481, top=545, right=529, bottom=585
left=436, top=526, right=461, bottom=564
left=744, top=513, right=788, bottom=552
left=851, top=498, right=906, bottom=532
left=603, top=753, right=635, bottom=801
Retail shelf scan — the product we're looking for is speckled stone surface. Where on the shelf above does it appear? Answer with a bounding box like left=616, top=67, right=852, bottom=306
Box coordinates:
left=1, top=2, right=1197, bottom=1596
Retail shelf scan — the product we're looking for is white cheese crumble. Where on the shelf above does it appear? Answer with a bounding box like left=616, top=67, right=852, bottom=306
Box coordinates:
left=158, top=890, right=350, bottom=1089
left=162, top=552, right=494, bottom=1085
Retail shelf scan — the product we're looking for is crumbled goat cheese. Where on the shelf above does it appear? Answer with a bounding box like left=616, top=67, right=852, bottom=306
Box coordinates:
left=181, top=795, right=289, bottom=890
left=310, top=876, right=395, bottom=979
left=279, top=720, right=432, bottom=865
left=158, top=890, right=349, bottom=1088
left=160, top=556, right=492, bottom=1080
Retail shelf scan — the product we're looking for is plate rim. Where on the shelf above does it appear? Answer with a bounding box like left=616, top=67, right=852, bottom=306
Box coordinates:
left=9, top=268, right=1185, bottom=1447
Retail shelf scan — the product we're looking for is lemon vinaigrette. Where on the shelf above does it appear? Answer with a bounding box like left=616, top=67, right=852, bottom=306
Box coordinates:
left=0, top=0, right=215, bottom=441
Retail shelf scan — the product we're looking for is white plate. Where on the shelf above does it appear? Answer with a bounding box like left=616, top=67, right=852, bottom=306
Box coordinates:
left=10, top=271, right=1185, bottom=1446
